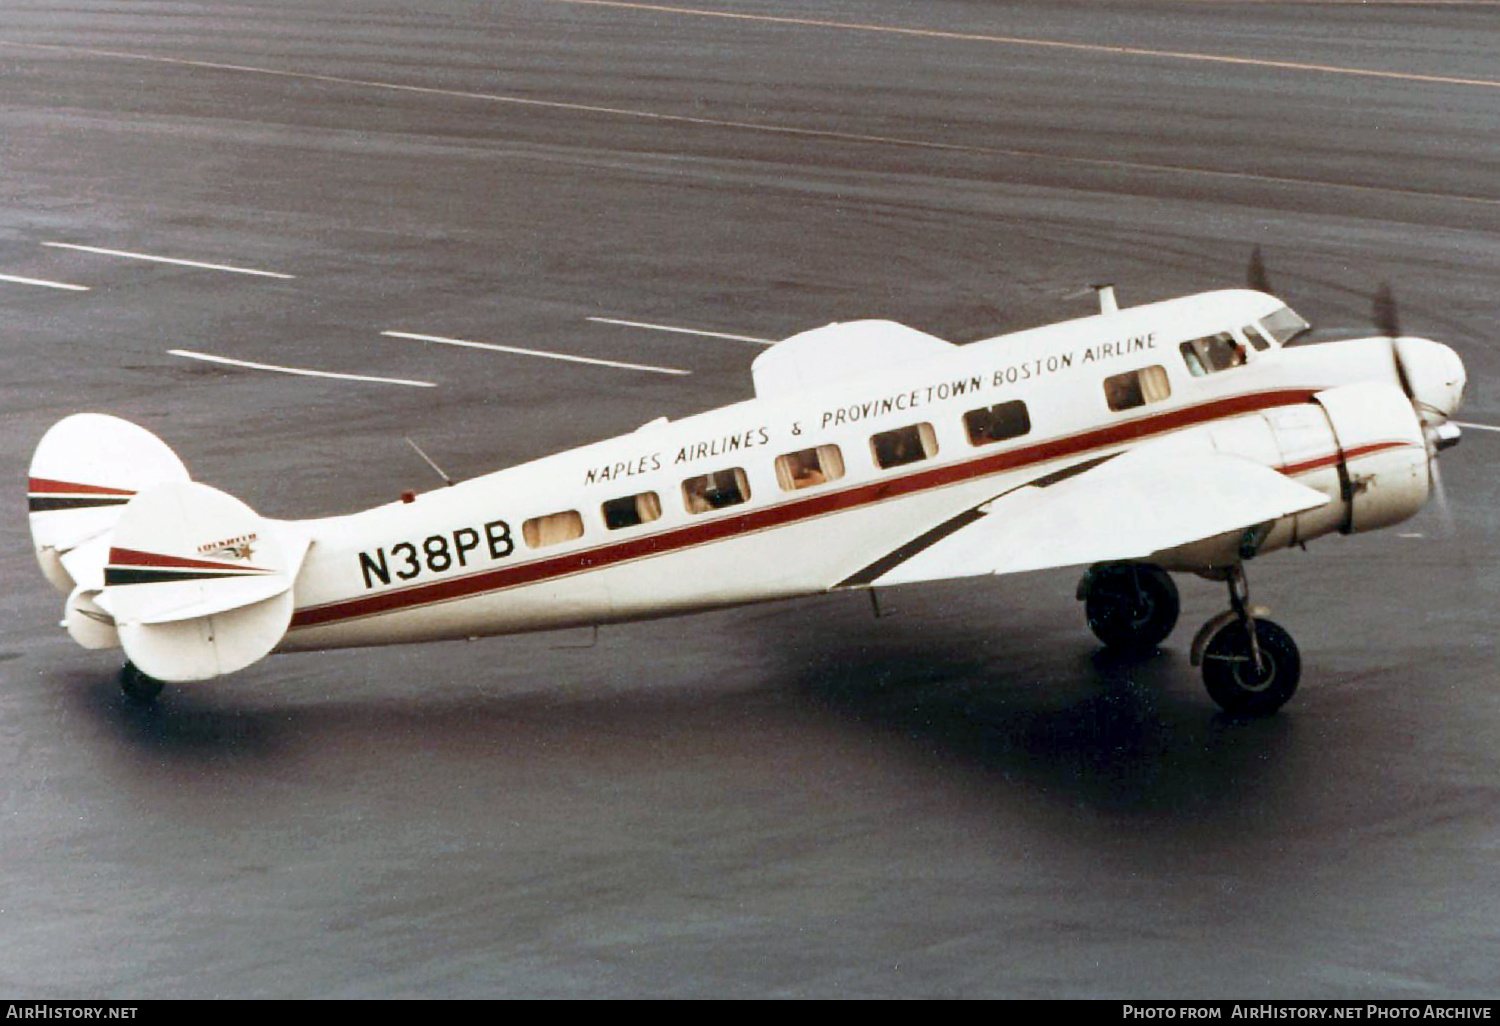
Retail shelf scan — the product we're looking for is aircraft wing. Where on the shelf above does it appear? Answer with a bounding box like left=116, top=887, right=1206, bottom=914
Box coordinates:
left=845, top=446, right=1330, bottom=587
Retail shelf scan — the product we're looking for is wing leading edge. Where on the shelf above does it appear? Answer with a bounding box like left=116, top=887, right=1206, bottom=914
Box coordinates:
left=843, top=446, right=1330, bottom=587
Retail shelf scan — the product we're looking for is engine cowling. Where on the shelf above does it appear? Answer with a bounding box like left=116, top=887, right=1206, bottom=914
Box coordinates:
left=1257, top=381, right=1429, bottom=544
left=1314, top=382, right=1430, bottom=533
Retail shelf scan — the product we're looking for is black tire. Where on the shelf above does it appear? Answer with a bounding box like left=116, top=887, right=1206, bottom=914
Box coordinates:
left=119, top=662, right=165, bottom=705
left=1202, top=618, right=1300, bottom=716
left=1084, top=563, right=1180, bottom=650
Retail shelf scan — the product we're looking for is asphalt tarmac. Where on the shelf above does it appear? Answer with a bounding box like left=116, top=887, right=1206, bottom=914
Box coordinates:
left=3, top=0, right=1500, bottom=999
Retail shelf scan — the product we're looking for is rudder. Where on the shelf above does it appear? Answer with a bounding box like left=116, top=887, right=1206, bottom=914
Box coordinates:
left=28, top=413, right=190, bottom=594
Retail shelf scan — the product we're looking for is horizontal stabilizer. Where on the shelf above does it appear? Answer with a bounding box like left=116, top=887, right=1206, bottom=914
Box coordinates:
left=104, top=551, right=293, bottom=624
left=860, top=446, right=1330, bottom=587
left=102, top=482, right=309, bottom=682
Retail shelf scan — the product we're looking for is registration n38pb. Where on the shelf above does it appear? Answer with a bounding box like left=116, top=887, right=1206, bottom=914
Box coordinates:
left=358, top=519, right=514, bottom=589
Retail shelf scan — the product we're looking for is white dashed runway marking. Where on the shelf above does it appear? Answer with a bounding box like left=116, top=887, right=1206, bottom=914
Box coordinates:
left=44, top=242, right=296, bottom=279
left=383, top=330, right=692, bottom=376
left=170, top=349, right=437, bottom=387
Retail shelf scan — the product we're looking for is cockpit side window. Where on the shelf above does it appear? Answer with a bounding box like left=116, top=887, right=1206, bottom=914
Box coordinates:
left=1179, top=332, right=1246, bottom=376
left=1261, top=306, right=1310, bottom=345
left=1242, top=324, right=1272, bottom=351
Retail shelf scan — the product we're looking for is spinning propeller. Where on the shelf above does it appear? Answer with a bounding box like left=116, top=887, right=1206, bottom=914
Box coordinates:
left=1373, top=281, right=1461, bottom=535
left=1249, top=249, right=1465, bottom=534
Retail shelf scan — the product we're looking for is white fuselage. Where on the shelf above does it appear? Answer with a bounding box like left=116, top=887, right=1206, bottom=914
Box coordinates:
left=275, top=290, right=1424, bottom=654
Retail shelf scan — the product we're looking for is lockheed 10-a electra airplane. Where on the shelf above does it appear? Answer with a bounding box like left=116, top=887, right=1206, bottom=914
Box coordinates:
left=28, top=283, right=1466, bottom=715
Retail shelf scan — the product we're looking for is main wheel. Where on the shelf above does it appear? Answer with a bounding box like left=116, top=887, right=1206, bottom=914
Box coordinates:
left=1084, top=563, right=1180, bottom=650
left=119, top=662, right=165, bottom=705
left=1201, top=618, right=1300, bottom=716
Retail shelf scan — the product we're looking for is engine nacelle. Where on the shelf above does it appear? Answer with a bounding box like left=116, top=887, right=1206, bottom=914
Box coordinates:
left=1249, top=381, right=1428, bottom=548
left=1310, top=381, right=1430, bottom=534
left=1187, top=382, right=1430, bottom=567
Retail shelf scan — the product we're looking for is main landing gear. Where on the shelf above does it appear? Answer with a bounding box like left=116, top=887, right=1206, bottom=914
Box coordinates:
left=1079, top=562, right=1180, bottom=652
left=119, top=661, right=165, bottom=705
left=1080, top=561, right=1302, bottom=716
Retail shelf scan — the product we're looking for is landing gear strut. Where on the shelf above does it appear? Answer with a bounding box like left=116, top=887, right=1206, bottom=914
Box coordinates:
left=119, top=661, right=165, bottom=705
left=1080, top=562, right=1180, bottom=651
left=1193, top=565, right=1301, bottom=716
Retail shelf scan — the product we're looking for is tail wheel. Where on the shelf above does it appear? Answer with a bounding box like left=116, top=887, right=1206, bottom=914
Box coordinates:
left=1084, top=563, right=1180, bottom=650
left=1201, top=618, right=1300, bottom=716
left=119, top=662, right=165, bottom=705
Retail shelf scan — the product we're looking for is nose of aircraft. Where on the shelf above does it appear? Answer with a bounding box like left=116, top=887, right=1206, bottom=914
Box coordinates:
left=1394, top=336, right=1467, bottom=424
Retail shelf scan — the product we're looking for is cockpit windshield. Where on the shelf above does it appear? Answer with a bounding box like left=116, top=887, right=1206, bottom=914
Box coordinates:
left=1260, top=306, right=1310, bottom=346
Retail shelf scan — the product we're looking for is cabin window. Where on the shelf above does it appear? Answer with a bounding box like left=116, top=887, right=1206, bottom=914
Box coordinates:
left=774, top=445, right=844, bottom=491
left=1242, top=324, right=1272, bottom=351
left=963, top=400, right=1031, bottom=447
left=1261, top=306, right=1310, bottom=345
left=1103, top=365, right=1171, bottom=412
left=1180, top=332, right=1247, bottom=377
left=682, top=468, right=751, bottom=514
left=602, top=491, right=662, bottom=530
left=870, top=423, right=939, bottom=469
left=522, top=509, right=585, bottom=549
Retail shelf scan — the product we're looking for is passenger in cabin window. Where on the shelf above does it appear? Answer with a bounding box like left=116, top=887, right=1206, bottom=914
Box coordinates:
left=777, top=445, right=843, bottom=491
left=1205, top=333, right=1243, bottom=370
left=789, top=452, right=826, bottom=487
left=1104, top=373, right=1141, bottom=411
left=884, top=431, right=918, bottom=466
left=683, top=469, right=749, bottom=512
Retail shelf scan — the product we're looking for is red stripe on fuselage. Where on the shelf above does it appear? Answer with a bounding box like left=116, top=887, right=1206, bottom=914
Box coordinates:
left=289, top=388, right=1330, bottom=631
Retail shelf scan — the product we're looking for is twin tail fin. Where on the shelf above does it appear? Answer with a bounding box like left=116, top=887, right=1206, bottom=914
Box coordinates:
left=28, top=414, right=308, bottom=682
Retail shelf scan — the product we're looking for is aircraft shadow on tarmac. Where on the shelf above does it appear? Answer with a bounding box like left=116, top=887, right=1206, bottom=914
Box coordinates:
left=59, top=592, right=1299, bottom=825
left=787, top=638, right=1299, bottom=818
